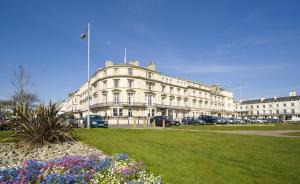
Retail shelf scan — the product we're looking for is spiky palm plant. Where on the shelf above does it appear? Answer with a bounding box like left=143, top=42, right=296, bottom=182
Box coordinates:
left=10, top=102, right=75, bottom=145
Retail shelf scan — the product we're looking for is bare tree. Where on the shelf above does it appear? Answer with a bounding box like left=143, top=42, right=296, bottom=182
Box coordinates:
left=11, top=65, right=39, bottom=106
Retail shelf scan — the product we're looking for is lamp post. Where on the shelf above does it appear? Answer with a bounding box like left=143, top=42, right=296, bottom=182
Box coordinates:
left=81, top=23, right=91, bottom=129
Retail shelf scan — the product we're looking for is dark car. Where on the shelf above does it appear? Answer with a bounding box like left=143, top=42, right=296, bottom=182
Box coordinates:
left=199, top=115, right=218, bottom=124
left=83, top=115, right=108, bottom=128
left=150, top=116, right=180, bottom=127
left=182, top=117, right=205, bottom=125
left=267, top=118, right=279, bottom=123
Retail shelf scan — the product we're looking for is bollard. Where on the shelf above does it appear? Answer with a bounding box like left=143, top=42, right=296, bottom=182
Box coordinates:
left=153, top=119, right=156, bottom=128
left=133, top=119, right=136, bottom=129
left=143, top=119, right=146, bottom=129
left=163, top=119, right=165, bottom=128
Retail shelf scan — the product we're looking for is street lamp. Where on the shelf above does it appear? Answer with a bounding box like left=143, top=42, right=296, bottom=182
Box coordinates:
left=81, top=23, right=91, bottom=129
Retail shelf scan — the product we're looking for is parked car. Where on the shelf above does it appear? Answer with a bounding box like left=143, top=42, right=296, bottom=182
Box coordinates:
left=229, top=118, right=245, bottom=124
left=267, top=118, right=280, bottom=123
left=182, top=117, right=205, bottom=125
left=83, top=115, right=108, bottom=128
left=248, top=118, right=266, bottom=124
left=199, top=115, right=218, bottom=124
left=216, top=117, right=228, bottom=124
left=150, top=116, right=180, bottom=127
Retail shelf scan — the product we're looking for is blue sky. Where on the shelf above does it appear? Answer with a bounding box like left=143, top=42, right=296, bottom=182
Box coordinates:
left=0, top=0, right=300, bottom=102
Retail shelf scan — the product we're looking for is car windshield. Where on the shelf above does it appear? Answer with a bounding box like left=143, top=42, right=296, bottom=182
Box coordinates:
left=164, top=116, right=174, bottom=120
left=89, top=115, right=104, bottom=121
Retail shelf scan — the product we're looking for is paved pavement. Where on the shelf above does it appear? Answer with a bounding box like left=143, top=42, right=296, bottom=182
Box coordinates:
left=211, top=130, right=300, bottom=138
left=106, top=125, right=300, bottom=138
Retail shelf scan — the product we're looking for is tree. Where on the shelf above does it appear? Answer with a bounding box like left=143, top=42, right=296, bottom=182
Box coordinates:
left=11, top=65, right=39, bottom=106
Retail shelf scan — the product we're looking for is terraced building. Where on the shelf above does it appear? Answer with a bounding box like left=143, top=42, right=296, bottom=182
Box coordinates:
left=234, top=92, right=300, bottom=121
left=62, top=60, right=234, bottom=124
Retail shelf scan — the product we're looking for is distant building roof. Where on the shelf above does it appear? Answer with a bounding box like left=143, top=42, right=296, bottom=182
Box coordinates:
left=241, top=95, right=300, bottom=105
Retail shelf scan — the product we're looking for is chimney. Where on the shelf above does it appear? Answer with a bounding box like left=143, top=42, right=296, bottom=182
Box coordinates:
left=129, top=60, right=139, bottom=66
left=289, top=91, right=297, bottom=97
left=147, top=62, right=156, bottom=71
left=105, top=60, right=113, bottom=67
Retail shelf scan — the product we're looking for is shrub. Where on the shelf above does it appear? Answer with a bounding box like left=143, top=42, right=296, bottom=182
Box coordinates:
left=9, top=102, right=75, bottom=145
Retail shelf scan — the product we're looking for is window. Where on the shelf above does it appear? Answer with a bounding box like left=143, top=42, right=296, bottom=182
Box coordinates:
left=257, top=111, right=259, bottom=115
left=170, top=87, right=173, bottom=94
left=103, top=70, right=107, bottom=76
left=128, top=68, right=133, bottom=75
left=151, top=109, right=155, bottom=117
left=283, top=103, right=286, bottom=107
left=147, top=72, right=152, bottom=78
left=128, top=108, right=133, bottom=117
left=127, top=93, right=133, bottom=105
left=269, top=110, right=272, bottom=114
left=113, top=108, right=118, bottom=116
left=113, top=93, right=120, bottom=104
left=263, top=105, right=265, bottom=108
left=162, top=85, right=165, bottom=93
left=146, top=82, right=153, bottom=90
left=146, top=95, right=154, bottom=106
left=184, top=90, right=187, bottom=96
left=114, top=68, right=119, bottom=75
left=103, top=80, right=107, bottom=89
left=291, top=103, right=295, bottom=106
left=269, top=104, right=272, bottom=107
left=103, top=94, right=107, bottom=104
left=257, top=105, right=259, bottom=108
left=276, top=104, right=279, bottom=107
left=276, top=110, right=279, bottom=114
left=284, top=109, right=287, bottom=114
left=113, top=108, right=123, bottom=116
left=183, top=100, right=188, bottom=106
left=119, top=108, right=123, bottom=116
left=128, top=80, right=133, bottom=88
left=291, top=109, right=295, bottom=114
left=114, top=79, right=119, bottom=88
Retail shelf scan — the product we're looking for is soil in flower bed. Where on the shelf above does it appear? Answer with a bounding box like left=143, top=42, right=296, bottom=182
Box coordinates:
left=0, top=153, right=161, bottom=184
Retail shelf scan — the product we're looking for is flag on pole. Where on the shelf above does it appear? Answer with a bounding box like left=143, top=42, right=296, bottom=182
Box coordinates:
left=81, top=26, right=88, bottom=40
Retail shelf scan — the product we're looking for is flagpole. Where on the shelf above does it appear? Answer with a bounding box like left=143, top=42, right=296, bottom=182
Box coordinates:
left=87, top=23, right=90, bottom=129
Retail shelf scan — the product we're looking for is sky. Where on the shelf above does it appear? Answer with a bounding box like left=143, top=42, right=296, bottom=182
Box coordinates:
left=0, top=0, right=300, bottom=102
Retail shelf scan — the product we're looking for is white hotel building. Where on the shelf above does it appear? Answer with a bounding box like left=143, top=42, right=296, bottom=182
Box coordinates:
left=62, top=60, right=234, bottom=123
left=234, top=92, right=300, bottom=121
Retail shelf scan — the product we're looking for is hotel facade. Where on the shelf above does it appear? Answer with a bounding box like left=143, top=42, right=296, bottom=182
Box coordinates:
left=234, top=92, right=300, bottom=121
left=62, top=60, right=235, bottom=123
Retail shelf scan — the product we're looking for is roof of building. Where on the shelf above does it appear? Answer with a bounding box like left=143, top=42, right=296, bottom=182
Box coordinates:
left=241, top=95, right=300, bottom=105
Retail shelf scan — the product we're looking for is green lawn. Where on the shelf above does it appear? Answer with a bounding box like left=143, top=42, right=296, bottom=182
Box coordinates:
left=170, top=123, right=300, bottom=131
left=283, top=132, right=300, bottom=136
left=75, top=128, right=300, bottom=184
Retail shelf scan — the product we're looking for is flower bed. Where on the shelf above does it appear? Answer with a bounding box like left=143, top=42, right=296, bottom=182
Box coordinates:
left=0, top=153, right=162, bottom=184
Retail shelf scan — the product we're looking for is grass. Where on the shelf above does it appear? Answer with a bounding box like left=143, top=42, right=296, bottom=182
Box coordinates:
left=170, top=123, right=300, bottom=131
left=283, top=132, right=300, bottom=136
left=75, top=128, right=300, bottom=184
left=0, top=130, right=12, bottom=142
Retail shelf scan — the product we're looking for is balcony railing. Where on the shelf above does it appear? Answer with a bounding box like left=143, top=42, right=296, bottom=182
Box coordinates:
left=90, top=102, right=191, bottom=110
